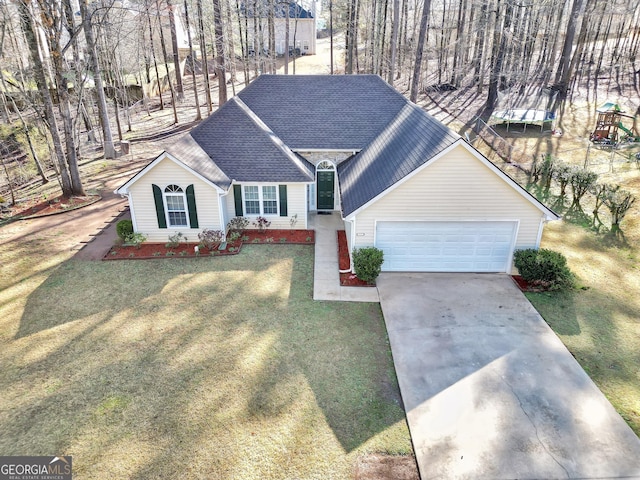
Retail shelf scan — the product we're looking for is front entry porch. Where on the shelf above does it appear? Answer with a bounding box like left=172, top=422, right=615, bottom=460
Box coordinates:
left=308, top=211, right=380, bottom=302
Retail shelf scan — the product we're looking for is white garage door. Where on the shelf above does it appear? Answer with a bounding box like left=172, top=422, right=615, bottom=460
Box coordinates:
left=375, top=221, right=517, bottom=272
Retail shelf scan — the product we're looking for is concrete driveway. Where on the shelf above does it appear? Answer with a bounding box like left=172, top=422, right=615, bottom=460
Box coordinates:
left=377, top=273, right=640, bottom=479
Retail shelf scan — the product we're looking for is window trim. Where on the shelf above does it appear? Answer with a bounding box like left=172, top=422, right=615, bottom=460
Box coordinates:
left=163, top=184, right=190, bottom=228
left=242, top=184, right=280, bottom=216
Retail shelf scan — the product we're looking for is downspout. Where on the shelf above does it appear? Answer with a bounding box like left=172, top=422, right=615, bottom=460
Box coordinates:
left=219, top=185, right=233, bottom=241
left=115, top=189, right=138, bottom=232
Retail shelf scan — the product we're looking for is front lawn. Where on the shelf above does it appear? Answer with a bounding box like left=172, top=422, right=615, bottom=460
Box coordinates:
left=526, top=221, right=640, bottom=436
left=0, top=243, right=412, bottom=479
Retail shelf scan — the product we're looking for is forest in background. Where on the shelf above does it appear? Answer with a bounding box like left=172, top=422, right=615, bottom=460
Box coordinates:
left=1, top=0, right=640, bottom=200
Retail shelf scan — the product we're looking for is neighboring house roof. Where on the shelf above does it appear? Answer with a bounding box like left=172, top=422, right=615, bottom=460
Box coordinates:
left=338, top=103, right=460, bottom=217
left=237, top=75, right=407, bottom=150
left=189, top=97, right=314, bottom=183
left=240, top=1, right=314, bottom=18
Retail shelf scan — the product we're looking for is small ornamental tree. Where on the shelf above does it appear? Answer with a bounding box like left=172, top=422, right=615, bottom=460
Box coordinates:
left=540, top=155, right=556, bottom=191
left=514, top=248, right=574, bottom=290
left=569, top=167, right=598, bottom=211
left=603, top=185, right=636, bottom=232
left=589, top=183, right=608, bottom=231
left=552, top=161, right=572, bottom=198
left=352, top=247, right=384, bottom=284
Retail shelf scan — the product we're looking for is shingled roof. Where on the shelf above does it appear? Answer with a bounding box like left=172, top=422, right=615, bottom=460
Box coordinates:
left=189, top=97, right=314, bottom=183
left=237, top=75, right=408, bottom=150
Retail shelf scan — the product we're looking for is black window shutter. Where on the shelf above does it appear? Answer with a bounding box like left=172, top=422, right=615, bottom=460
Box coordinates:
left=279, top=185, right=287, bottom=217
left=186, top=184, right=199, bottom=228
left=152, top=184, right=167, bottom=228
left=233, top=184, right=243, bottom=216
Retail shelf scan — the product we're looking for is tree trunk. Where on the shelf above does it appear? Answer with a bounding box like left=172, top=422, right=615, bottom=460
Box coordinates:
left=156, top=0, right=179, bottom=123
left=212, top=0, right=228, bottom=104
left=79, top=0, right=116, bottom=158
left=346, top=0, right=357, bottom=73
left=486, top=0, right=513, bottom=113
left=147, top=1, right=165, bottom=108
left=410, top=0, right=432, bottom=102
left=18, top=0, right=74, bottom=196
left=167, top=0, right=184, bottom=99
left=554, top=0, right=585, bottom=99
left=198, top=0, right=213, bottom=112
left=184, top=0, right=201, bottom=120
left=387, top=0, right=399, bottom=84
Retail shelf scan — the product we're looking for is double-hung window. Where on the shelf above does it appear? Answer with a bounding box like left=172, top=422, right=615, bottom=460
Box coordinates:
left=243, top=185, right=278, bottom=216
left=164, top=185, right=188, bottom=227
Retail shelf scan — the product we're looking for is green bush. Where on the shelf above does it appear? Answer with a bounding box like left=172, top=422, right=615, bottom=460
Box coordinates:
left=116, top=219, right=133, bottom=241
left=124, top=232, right=147, bottom=248
left=513, top=248, right=574, bottom=290
left=352, top=247, right=384, bottom=284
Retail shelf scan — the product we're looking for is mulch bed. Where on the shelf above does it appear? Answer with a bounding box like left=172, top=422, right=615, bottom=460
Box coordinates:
left=337, top=230, right=374, bottom=287
left=104, top=229, right=315, bottom=260
left=14, top=194, right=101, bottom=219
left=511, top=275, right=548, bottom=292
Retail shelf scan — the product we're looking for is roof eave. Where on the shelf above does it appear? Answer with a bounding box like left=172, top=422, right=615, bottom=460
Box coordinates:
left=114, top=151, right=227, bottom=195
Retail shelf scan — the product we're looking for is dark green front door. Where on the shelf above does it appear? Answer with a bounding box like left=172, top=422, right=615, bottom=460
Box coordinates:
left=317, top=170, right=335, bottom=210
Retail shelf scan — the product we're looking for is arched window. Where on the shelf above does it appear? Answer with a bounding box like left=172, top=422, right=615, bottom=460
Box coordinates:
left=317, top=161, right=335, bottom=171
left=164, top=185, right=188, bottom=227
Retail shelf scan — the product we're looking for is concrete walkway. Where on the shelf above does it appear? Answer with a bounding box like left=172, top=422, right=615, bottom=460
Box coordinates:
left=378, top=273, right=640, bottom=479
left=309, top=212, right=379, bottom=302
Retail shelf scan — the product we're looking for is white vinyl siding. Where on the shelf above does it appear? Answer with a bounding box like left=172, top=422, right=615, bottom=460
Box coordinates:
left=226, top=183, right=309, bottom=229
left=127, top=157, right=222, bottom=242
left=352, top=144, right=545, bottom=253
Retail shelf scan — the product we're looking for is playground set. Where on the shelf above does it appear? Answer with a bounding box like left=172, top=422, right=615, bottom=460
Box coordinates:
left=590, top=102, right=640, bottom=145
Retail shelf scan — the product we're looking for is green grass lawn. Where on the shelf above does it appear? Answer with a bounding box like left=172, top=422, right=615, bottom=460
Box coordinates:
left=526, top=220, right=640, bottom=436
left=0, top=243, right=412, bottom=479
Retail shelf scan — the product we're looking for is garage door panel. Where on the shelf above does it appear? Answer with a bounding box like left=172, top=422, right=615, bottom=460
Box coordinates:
left=376, top=221, right=516, bottom=272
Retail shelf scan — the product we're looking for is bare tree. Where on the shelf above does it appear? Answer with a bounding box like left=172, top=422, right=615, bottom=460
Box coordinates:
left=410, top=0, right=431, bottom=102
left=79, top=0, right=116, bottom=159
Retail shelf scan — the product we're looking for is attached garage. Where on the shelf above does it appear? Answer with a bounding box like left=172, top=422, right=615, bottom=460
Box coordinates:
left=375, top=221, right=518, bottom=273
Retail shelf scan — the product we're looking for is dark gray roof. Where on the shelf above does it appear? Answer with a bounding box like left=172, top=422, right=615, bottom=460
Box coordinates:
left=237, top=75, right=408, bottom=150
left=338, top=103, right=460, bottom=217
left=166, top=135, right=231, bottom=189
left=241, top=1, right=313, bottom=18
left=189, top=97, right=314, bottom=183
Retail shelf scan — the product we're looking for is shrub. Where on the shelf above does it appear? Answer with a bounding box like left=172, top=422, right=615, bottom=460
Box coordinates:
left=603, top=185, right=636, bottom=232
left=227, top=216, right=250, bottom=233
left=116, top=219, right=133, bottom=242
left=198, top=229, right=224, bottom=249
left=124, top=232, right=147, bottom=248
left=513, top=248, right=574, bottom=290
left=352, top=247, right=384, bottom=284
left=253, top=216, right=271, bottom=232
left=228, top=231, right=241, bottom=242
left=166, top=231, right=188, bottom=248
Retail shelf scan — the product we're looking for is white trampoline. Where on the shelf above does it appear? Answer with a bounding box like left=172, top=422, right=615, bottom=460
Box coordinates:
left=489, top=109, right=556, bottom=132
